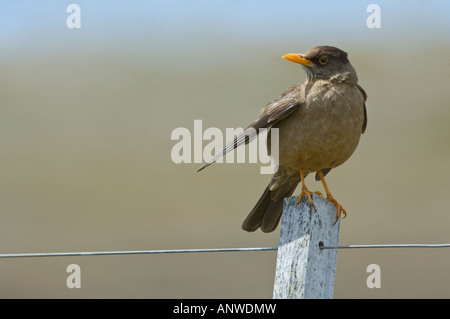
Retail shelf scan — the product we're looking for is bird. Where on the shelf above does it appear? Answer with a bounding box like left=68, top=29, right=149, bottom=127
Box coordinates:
left=198, top=45, right=367, bottom=233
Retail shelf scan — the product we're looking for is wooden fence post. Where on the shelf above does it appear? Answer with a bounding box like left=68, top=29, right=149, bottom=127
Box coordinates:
left=273, top=194, right=341, bottom=299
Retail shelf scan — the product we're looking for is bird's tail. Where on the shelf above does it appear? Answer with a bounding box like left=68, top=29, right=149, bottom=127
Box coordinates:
left=242, top=183, right=298, bottom=233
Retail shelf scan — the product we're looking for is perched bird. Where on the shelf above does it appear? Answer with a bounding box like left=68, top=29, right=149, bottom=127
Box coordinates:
left=198, top=46, right=367, bottom=233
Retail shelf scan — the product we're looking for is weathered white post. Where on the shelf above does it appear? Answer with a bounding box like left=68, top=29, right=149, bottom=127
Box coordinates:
left=273, top=194, right=341, bottom=299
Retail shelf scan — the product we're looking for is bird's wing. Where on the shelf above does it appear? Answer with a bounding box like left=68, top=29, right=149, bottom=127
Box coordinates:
left=357, top=84, right=368, bottom=134
left=197, top=86, right=302, bottom=172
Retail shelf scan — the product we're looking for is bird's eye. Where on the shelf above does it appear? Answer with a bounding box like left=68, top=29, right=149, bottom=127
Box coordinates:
left=319, top=56, right=328, bottom=65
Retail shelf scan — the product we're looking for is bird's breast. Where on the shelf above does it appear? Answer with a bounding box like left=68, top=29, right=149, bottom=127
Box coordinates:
left=275, top=82, right=365, bottom=174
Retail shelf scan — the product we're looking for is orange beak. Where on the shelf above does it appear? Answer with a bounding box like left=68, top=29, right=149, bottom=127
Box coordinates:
left=282, top=53, right=314, bottom=66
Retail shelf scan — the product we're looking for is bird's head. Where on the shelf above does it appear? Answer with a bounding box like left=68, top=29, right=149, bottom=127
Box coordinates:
left=283, top=46, right=357, bottom=83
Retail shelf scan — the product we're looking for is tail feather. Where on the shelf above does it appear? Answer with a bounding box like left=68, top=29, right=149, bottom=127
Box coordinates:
left=242, top=183, right=297, bottom=233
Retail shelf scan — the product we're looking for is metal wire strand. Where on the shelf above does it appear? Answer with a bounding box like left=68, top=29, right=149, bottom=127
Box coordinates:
left=1, top=243, right=450, bottom=259
left=319, top=243, right=450, bottom=249
left=0, top=247, right=278, bottom=259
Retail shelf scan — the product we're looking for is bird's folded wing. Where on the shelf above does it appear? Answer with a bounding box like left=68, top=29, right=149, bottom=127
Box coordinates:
left=197, top=99, right=301, bottom=172
left=357, top=84, right=368, bottom=133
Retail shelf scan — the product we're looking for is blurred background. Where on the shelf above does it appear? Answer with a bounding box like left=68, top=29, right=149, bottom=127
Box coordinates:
left=0, top=0, right=449, bottom=298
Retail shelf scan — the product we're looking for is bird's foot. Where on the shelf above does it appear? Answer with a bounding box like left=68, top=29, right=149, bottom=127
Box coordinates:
left=326, top=195, right=346, bottom=225
left=314, top=191, right=323, bottom=198
left=296, top=189, right=322, bottom=212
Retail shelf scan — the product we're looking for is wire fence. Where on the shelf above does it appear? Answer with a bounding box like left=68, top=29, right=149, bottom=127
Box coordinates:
left=1, top=243, right=450, bottom=259
left=0, top=247, right=277, bottom=259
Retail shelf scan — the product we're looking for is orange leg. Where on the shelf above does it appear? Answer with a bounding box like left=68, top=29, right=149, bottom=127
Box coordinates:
left=316, top=170, right=346, bottom=224
left=296, top=169, right=323, bottom=211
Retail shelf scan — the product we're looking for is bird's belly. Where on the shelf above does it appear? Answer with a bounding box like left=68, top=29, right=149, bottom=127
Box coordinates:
left=276, top=89, right=364, bottom=174
left=287, top=125, right=361, bottom=171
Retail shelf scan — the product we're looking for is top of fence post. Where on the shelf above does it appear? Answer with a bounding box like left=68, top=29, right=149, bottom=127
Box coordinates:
left=273, top=194, right=341, bottom=299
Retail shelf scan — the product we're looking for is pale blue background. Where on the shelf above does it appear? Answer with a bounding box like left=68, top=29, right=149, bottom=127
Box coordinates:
left=1, top=1, right=449, bottom=58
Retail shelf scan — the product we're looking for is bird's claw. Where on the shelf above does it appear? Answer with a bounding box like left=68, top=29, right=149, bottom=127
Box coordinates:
left=327, top=196, right=346, bottom=225
left=313, top=191, right=323, bottom=198
left=296, top=190, right=322, bottom=212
